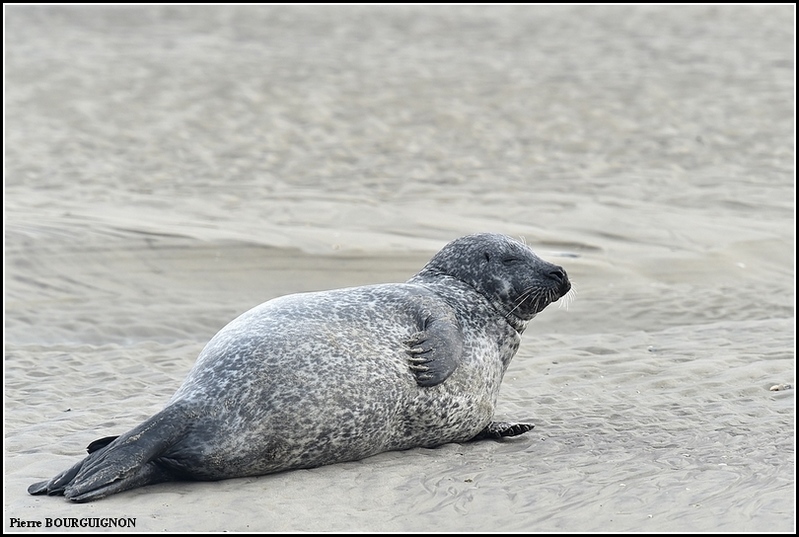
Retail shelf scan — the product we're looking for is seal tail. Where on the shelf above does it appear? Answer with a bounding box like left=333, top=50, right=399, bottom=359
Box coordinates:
left=28, top=406, right=190, bottom=502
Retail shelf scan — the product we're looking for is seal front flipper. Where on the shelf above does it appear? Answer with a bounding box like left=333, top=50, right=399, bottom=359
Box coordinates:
left=472, top=421, right=535, bottom=440
left=404, top=301, right=464, bottom=387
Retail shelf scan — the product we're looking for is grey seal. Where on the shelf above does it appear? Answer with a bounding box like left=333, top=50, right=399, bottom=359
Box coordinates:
left=28, top=232, right=571, bottom=502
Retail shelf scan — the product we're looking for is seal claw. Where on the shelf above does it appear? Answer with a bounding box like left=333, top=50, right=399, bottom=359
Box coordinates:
left=403, top=326, right=460, bottom=387
left=472, top=421, right=536, bottom=440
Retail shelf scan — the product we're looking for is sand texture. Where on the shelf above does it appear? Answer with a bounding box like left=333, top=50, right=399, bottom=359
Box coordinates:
left=4, top=5, right=794, bottom=532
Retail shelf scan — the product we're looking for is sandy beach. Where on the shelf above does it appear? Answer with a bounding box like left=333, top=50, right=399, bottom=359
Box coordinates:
left=4, top=5, right=795, bottom=532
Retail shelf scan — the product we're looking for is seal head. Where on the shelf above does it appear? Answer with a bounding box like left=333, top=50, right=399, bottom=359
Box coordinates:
left=412, top=233, right=571, bottom=333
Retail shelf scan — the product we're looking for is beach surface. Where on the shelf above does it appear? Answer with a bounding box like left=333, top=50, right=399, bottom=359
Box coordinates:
left=4, top=5, right=795, bottom=532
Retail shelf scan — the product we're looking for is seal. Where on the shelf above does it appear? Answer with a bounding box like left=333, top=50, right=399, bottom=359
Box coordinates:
left=28, top=232, right=571, bottom=502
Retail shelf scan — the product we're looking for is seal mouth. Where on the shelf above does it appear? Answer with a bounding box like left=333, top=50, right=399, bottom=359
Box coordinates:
left=503, top=283, right=570, bottom=332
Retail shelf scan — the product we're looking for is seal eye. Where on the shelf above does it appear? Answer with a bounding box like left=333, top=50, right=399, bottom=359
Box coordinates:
left=502, top=257, right=520, bottom=266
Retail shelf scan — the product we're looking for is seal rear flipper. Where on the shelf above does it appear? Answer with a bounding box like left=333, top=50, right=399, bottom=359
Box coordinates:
left=62, top=407, right=190, bottom=502
left=27, top=458, right=87, bottom=496
left=87, top=435, right=119, bottom=454
left=30, top=405, right=190, bottom=502
left=28, top=435, right=123, bottom=496
left=65, top=461, right=175, bottom=503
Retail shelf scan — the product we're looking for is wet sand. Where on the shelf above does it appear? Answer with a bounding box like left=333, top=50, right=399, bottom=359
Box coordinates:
left=4, top=5, right=795, bottom=532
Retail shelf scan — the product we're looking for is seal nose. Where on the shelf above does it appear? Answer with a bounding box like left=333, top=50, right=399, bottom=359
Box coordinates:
left=548, top=267, right=571, bottom=295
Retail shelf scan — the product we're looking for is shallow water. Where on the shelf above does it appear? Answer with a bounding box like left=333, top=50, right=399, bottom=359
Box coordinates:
left=4, top=5, right=795, bottom=532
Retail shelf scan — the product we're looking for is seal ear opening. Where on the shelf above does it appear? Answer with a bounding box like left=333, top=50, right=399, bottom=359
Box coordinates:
left=484, top=253, right=491, bottom=263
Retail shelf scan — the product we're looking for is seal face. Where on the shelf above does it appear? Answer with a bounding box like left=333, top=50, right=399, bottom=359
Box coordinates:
left=28, top=233, right=571, bottom=502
